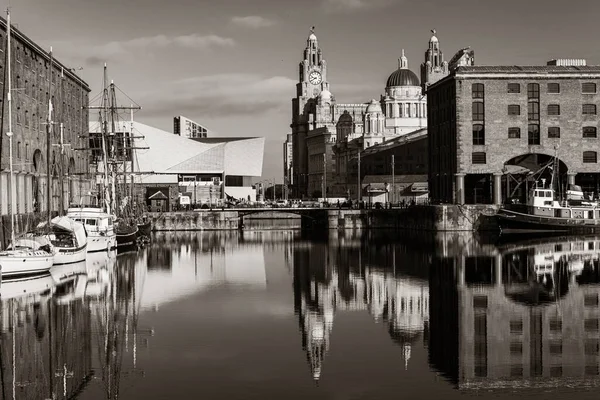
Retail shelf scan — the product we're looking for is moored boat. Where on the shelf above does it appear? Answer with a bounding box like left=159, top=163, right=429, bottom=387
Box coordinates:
left=497, top=184, right=600, bottom=234
left=116, top=220, right=138, bottom=249
left=67, top=204, right=117, bottom=253
left=0, top=242, right=54, bottom=278
left=497, top=151, right=600, bottom=234
left=33, top=216, right=88, bottom=265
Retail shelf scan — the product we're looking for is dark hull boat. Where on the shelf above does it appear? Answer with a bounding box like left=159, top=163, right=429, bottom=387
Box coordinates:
left=115, top=223, right=138, bottom=250
left=496, top=153, right=600, bottom=236
left=497, top=208, right=600, bottom=235
left=137, top=219, right=151, bottom=237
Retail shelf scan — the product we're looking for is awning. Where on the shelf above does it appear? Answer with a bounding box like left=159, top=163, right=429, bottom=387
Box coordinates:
left=411, top=182, right=428, bottom=193
left=503, top=165, right=530, bottom=175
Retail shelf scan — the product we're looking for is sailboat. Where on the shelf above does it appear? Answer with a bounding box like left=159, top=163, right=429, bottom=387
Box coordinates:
left=0, top=9, right=54, bottom=277
left=68, top=64, right=141, bottom=252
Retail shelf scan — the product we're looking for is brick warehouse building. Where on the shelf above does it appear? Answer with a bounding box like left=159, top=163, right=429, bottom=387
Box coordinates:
left=428, top=61, right=600, bottom=205
left=0, top=16, right=91, bottom=234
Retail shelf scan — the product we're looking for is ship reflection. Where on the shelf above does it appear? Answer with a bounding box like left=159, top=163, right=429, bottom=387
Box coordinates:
left=0, top=249, right=148, bottom=399
left=430, top=235, right=600, bottom=391
left=292, top=232, right=430, bottom=382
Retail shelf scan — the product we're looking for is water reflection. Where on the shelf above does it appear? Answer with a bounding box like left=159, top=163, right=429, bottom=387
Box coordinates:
left=293, top=232, right=430, bottom=382
left=2, top=231, right=600, bottom=398
left=0, top=249, right=146, bottom=399
left=430, top=235, right=600, bottom=391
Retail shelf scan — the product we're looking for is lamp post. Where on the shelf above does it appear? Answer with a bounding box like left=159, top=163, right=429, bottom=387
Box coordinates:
left=391, top=154, right=395, bottom=206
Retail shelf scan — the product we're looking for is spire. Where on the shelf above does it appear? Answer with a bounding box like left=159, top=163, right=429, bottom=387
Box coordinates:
left=399, top=49, right=408, bottom=69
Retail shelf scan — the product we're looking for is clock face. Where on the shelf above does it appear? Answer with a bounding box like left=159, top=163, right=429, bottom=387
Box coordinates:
left=308, top=70, right=322, bottom=85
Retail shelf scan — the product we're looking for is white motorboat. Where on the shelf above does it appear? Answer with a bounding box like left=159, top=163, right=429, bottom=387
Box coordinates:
left=67, top=205, right=117, bottom=253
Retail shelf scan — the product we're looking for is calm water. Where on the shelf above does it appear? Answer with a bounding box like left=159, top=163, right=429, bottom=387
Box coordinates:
left=1, top=230, right=600, bottom=399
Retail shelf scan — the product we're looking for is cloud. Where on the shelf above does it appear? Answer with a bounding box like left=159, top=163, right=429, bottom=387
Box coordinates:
left=231, top=16, right=276, bottom=29
left=140, top=73, right=296, bottom=118
left=44, top=33, right=235, bottom=66
left=322, top=0, right=396, bottom=12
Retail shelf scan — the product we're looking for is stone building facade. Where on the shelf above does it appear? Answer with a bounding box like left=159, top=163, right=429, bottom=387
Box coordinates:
left=0, top=16, right=91, bottom=221
left=428, top=63, right=600, bottom=205
left=291, top=30, right=447, bottom=199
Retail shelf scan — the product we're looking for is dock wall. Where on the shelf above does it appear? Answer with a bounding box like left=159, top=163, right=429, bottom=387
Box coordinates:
left=146, top=205, right=500, bottom=232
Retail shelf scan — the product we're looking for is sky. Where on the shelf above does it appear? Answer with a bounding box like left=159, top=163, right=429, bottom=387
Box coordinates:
left=8, top=0, right=600, bottom=180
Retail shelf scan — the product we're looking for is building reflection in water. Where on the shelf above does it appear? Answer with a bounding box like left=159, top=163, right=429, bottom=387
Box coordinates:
left=293, top=230, right=431, bottom=382
left=142, top=232, right=269, bottom=310
left=0, top=248, right=148, bottom=399
left=429, top=235, right=600, bottom=391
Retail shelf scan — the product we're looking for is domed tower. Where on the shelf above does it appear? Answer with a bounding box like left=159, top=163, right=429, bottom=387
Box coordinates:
left=420, top=29, right=449, bottom=90
left=382, top=50, right=427, bottom=136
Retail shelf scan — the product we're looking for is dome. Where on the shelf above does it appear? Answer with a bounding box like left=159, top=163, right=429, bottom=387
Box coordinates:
left=309, top=33, right=317, bottom=41
left=386, top=68, right=420, bottom=88
left=366, top=99, right=382, bottom=113
left=430, top=35, right=438, bottom=43
left=338, top=110, right=353, bottom=123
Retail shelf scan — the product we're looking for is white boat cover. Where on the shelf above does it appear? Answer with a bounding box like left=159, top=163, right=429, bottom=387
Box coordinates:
left=38, top=216, right=88, bottom=248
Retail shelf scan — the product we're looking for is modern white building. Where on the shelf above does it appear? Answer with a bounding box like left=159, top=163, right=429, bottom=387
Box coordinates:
left=124, top=121, right=264, bottom=208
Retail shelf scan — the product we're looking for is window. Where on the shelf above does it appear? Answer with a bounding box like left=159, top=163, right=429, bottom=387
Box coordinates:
left=472, top=102, right=484, bottom=121
left=549, top=340, right=563, bottom=355
left=510, top=342, right=523, bottom=355
left=547, top=104, right=560, bottom=116
left=472, top=83, right=484, bottom=99
left=473, top=296, right=488, bottom=309
left=548, top=127, right=560, bottom=138
left=508, top=127, right=521, bottom=138
left=550, top=318, right=562, bottom=332
left=528, top=102, right=540, bottom=120
left=508, top=83, right=520, bottom=93
left=583, top=151, right=598, bottom=163
left=472, top=152, right=487, bottom=164
left=548, top=83, right=560, bottom=93
left=508, top=105, right=520, bottom=115
left=527, top=83, right=540, bottom=99
left=585, top=295, right=599, bottom=307
left=473, top=124, right=485, bottom=145
left=510, top=320, right=523, bottom=334
left=583, top=104, right=597, bottom=115
left=585, top=318, right=599, bottom=332
left=583, top=82, right=597, bottom=94
left=528, top=124, right=540, bottom=145
left=583, top=127, right=597, bottom=138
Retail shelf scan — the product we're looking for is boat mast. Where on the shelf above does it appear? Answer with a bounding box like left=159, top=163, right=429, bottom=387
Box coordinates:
left=130, top=106, right=134, bottom=205
left=101, top=64, right=111, bottom=214
left=6, top=9, right=15, bottom=246
left=46, top=46, right=54, bottom=227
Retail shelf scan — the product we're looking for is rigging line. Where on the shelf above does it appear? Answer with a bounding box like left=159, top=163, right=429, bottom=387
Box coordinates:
left=113, top=85, right=141, bottom=108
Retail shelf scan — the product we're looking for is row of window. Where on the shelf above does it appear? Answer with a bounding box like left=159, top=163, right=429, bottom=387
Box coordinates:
left=505, top=103, right=597, bottom=117
left=471, top=151, right=598, bottom=164
left=473, top=124, right=599, bottom=143
left=473, top=82, right=598, bottom=98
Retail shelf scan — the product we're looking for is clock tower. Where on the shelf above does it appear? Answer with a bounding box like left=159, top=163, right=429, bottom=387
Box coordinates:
left=290, top=28, right=332, bottom=198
